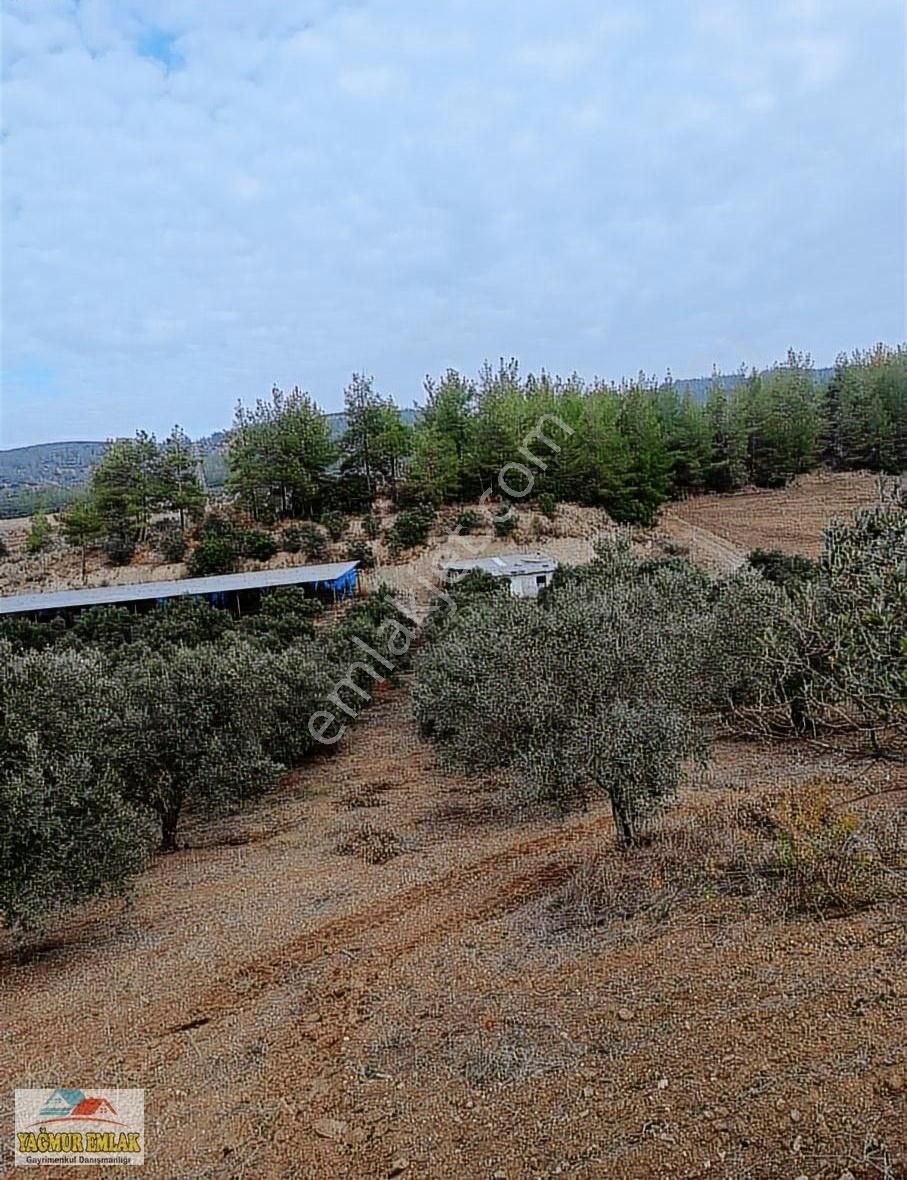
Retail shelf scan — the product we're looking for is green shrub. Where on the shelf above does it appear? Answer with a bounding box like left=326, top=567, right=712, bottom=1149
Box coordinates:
left=361, top=514, right=382, bottom=540
left=456, top=509, right=482, bottom=534
left=110, top=641, right=282, bottom=850
left=103, top=531, right=137, bottom=567
left=69, top=606, right=137, bottom=651
left=298, top=525, right=328, bottom=561
left=747, top=548, right=819, bottom=591
left=149, top=521, right=188, bottom=564
left=187, top=534, right=238, bottom=577
left=387, top=504, right=436, bottom=554
left=0, top=535, right=8, bottom=558
left=25, top=511, right=53, bottom=555
left=492, top=511, right=516, bottom=537
left=537, top=493, right=558, bottom=519
left=194, top=511, right=238, bottom=541
left=0, top=743, right=155, bottom=931
left=346, top=539, right=376, bottom=569
left=0, top=617, right=66, bottom=654
left=413, top=540, right=788, bottom=843
left=241, top=587, right=321, bottom=648
left=133, top=597, right=235, bottom=650
left=321, top=510, right=347, bottom=542
left=395, top=481, right=442, bottom=510
left=280, top=525, right=303, bottom=553
left=240, top=529, right=277, bottom=562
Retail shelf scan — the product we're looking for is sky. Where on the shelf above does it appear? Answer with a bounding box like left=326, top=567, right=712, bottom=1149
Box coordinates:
left=0, top=0, right=904, bottom=448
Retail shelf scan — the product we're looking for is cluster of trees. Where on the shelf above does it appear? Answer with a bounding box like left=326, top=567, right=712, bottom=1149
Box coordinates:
left=10, top=344, right=904, bottom=573
left=41, top=429, right=207, bottom=574
left=413, top=489, right=906, bottom=844
left=0, top=587, right=409, bottom=932
left=224, top=346, right=907, bottom=530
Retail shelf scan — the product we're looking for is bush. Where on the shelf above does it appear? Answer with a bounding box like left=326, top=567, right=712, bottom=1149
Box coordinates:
left=103, top=531, right=137, bottom=567
left=319, top=472, right=373, bottom=515
left=193, top=511, right=238, bottom=541
left=0, top=643, right=156, bottom=930
left=394, top=480, right=443, bottom=510
left=69, top=606, right=137, bottom=651
left=280, top=525, right=303, bottom=553
left=0, top=535, right=8, bottom=558
left=133, top=597, right=235, bottom=650
left=423, top=569, right=506, bottom=644
left=241, top=587, right=321, bottom=649
left=148, top=520, right=188, bottom=564
left=239, top=529, right=278, bottom=562
left=456, top=509, right=482, bottom=535
left=537, top=493, right=558, bottom=519
left=387, top=504, right=436, bottom=554
left=765, top=784, right=899, bottom=916
left=300, top=525, right=329, bottom=561
left=321, top=510, right=347, bottom=542
left=747, top=548, right=818, bottom=591
left=547, top=785, right=906, bottom=937
left=102, top=531, right=136, bottom=566
left=361, top=514, right=382, bottom=540
left=253, top=640, right=339, bottom=766
left=334, top=822, right=406, bottom=864
left=159, top=530, right=188, bottom=564
left=110, top=641, right=283, bottom=850
left=492, top=511, right=517, bottom=537
left=346, top=539, right=376, bottom=569
left=187, top=534, right=238, bottom=577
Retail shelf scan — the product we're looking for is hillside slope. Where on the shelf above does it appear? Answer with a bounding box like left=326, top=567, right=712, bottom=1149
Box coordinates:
left=0, top=688, right=902, bottom=1179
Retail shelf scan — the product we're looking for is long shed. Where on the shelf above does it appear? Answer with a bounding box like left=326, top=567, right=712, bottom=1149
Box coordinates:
left=0, top=561, right=360, bottom=620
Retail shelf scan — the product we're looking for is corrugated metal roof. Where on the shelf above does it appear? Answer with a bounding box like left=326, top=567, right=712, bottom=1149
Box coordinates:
left=0, top=562, right=359, bottom=617
left=441, top=551, right=559, bottom=578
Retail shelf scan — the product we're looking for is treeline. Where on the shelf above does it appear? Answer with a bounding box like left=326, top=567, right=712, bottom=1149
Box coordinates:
left=10, top=343, right=906, bottom=565
left=0, top=587, right=412, bottom=932
left=226, top=345, right=907, bottom=528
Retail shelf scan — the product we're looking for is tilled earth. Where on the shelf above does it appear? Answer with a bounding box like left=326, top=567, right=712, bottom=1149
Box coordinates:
left=1, top=694, right=905, bottom=1179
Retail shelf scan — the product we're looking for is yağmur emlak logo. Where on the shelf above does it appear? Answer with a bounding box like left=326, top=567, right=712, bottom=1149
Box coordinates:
left=14, top=1088, right=144, bottom=1167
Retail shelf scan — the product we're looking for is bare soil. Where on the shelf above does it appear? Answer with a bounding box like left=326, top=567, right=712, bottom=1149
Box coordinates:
left=1, top=691, right=904, bottom=1180
left=663, top=472, right=883, bottom=561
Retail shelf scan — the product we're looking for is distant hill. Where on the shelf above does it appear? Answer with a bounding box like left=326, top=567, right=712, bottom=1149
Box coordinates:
left=0, top=411, right=418, bottom=516
left=671, top=367, right=834, bottom=401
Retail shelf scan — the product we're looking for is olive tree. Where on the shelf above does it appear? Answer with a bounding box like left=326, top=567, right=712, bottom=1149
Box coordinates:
left=414, top=539, right=791, bottom=843
left=0, top=644, right=154, bottom=930
left=109, top=641, right=282, bottom=850
left=0, top=743, right=155, bottom=931
left=759, top=495, right=907, bottom=747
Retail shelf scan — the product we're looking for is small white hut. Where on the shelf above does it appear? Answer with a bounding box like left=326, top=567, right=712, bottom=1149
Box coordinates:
left=440, top=552, right=558, bottom=599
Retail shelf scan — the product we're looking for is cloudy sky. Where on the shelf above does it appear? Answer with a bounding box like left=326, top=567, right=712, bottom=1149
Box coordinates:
left=1, top=0, right=903, bottom=447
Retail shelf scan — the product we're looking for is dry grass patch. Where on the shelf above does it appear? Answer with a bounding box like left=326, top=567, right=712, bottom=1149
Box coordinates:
left=337, top=779, right=395, bottom=810
left=332, top=821, right=411, bottom=864
left=547, top=781, right=906, bottom=937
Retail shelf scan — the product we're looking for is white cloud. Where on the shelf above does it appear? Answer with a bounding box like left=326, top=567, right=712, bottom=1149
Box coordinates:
left=0, top=0, right=902, bottom=446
